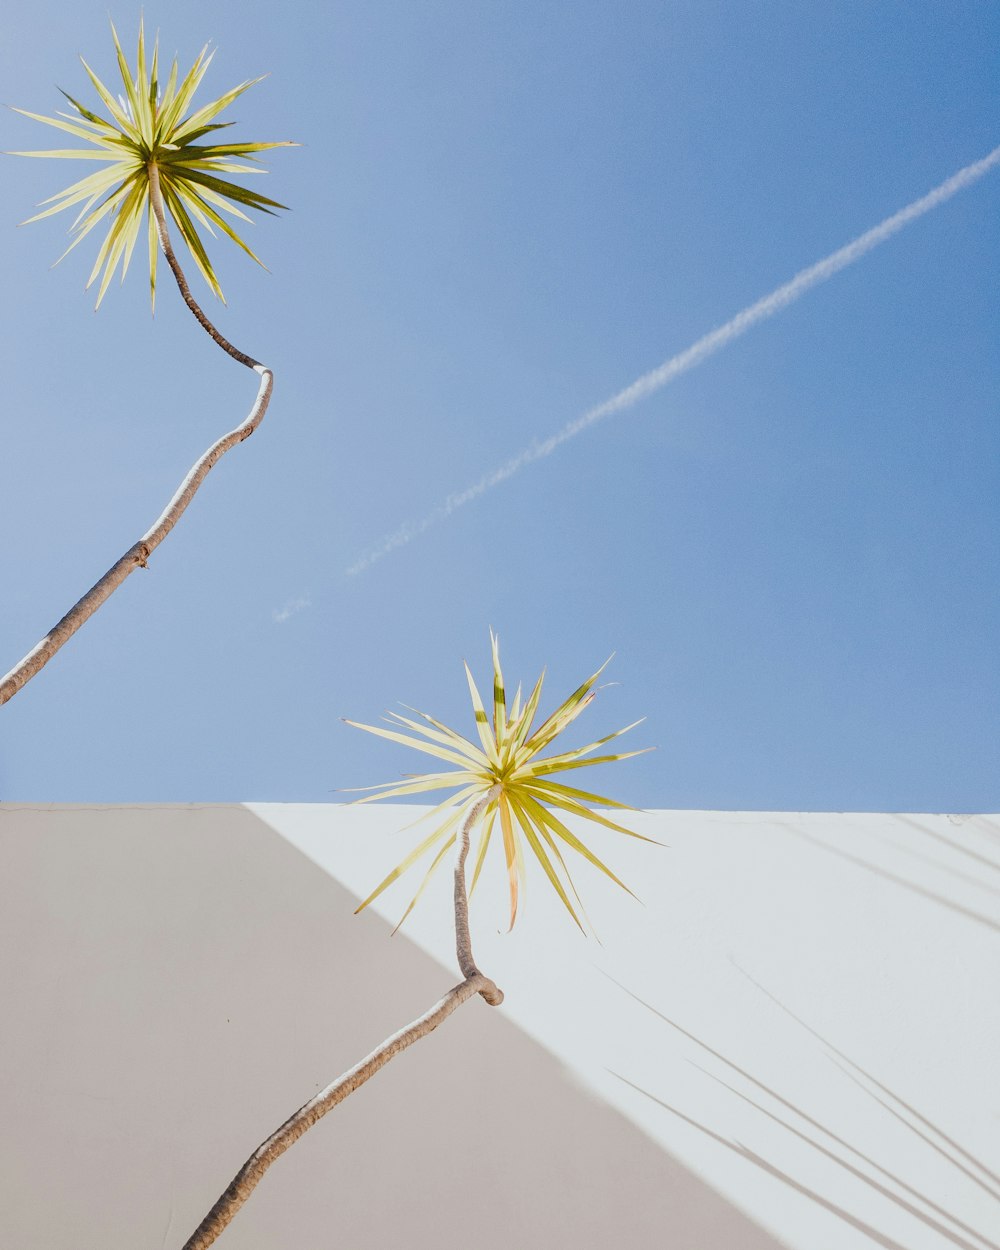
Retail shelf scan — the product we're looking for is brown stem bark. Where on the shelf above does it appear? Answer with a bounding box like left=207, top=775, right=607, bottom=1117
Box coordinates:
left=454, top=786, right=504, bottom=1002
left=181, top=797, right=504, bottom=1249
left=0, top=163, right=272, bottom=706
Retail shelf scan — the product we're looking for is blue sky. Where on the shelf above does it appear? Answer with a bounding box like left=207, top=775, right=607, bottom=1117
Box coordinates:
left=1, top=2, right=997, bottom=809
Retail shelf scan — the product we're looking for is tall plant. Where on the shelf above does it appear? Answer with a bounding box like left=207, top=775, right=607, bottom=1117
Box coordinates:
left=183, top=635, right=653, bottom=1247
left=1, top=21, right=293, bottom=704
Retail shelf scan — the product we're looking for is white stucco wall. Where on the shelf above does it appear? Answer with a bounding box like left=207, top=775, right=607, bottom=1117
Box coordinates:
left=2, top=803, right=997, bottom=1250
left=253, top=804, right=1000, bottom=1250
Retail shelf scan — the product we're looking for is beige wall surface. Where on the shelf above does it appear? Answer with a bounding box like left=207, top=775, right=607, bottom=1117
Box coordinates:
left=0, top=804, right=784, bottom=1250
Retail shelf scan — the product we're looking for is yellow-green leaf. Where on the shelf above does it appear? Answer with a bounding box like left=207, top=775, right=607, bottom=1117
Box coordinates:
left=347, top=637, right=650, bottom=930
left=13, top=23, right=292, bottom=307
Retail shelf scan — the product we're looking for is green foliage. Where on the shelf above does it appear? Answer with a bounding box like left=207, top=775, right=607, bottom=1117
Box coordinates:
left=347, top=632, right=655, bottom=933
left=11, top=19, right=294, bottom=307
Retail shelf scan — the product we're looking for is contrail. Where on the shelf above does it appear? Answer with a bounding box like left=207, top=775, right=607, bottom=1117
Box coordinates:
left=348, top=145, right=1000, bottom=576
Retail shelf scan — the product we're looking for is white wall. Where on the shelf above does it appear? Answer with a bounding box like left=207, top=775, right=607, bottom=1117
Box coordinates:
left=256, top=803, right=1000, bottom=1250
left=1, top=803, right=783, bottom=1249
left=2, top=804, right=997, bottom=1249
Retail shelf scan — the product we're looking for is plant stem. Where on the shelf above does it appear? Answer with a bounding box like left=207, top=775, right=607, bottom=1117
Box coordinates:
left=181, top=798, right=504, bottom=1248
left=0, top=165, right=272, bottom=706
left=147, top=164, right=263, bottom=371
left=455, top=786, right=504, bottom=1002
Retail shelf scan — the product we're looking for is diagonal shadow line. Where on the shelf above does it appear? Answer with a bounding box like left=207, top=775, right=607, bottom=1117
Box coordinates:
left=829, top=1059, right=1000, bottom=1208
left=699, top=1068, right=996, bottom=1250
left=972, top=817, right=1000, bottom=847
left=732, top=961, right=1000, bottom=1201
left=862, top=824, right=1000, bottom=898
left=780, top=826, right=1000, bottom=934
left=613, top=1074, right=916, bottom=1250
left=605, top=974, right=997, bottom=1250
left=898, top=816, right=1000, bottom=879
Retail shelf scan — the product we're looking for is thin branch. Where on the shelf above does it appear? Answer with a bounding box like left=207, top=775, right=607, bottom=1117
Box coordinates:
left=0, top=163, right=272, bottom=706
left=147, top=163, right=263, bottom=371
left=182, top=797, right=505, bottom=1248
left=181, top=975, right=492, bottom=1250
left=455, top=786, right=504, bottom=1002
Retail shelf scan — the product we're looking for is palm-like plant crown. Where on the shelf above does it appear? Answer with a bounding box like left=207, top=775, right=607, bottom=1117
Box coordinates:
left=346, top=633, right=654, bottom=933
left=11, top=19, right=293, bottom=307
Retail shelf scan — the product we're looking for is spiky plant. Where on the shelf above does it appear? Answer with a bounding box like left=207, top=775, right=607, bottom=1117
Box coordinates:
left=1, top=22, right=292, bottom=707
left=10, top=17, right=293, bottom=307
left=182, top=641, right=652, bottom=1244
left=346, top=632, right=655, bottom=932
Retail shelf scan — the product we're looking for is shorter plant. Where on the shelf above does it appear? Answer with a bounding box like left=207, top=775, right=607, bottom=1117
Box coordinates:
left=181, top=636, right=652, bottom=1247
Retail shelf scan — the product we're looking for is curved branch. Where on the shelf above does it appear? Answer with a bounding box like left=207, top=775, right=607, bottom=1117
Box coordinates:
left=147, top=163, right=263, bottom=370
left=182, top=795, right=506, bottom=1247
left=182, top=973, right=495, bottom=1250
left=0, top=164, right=271, bottom=706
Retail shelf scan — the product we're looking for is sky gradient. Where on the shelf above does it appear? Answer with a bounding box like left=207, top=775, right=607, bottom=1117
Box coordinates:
left=1, top=1, right=997, bottom=809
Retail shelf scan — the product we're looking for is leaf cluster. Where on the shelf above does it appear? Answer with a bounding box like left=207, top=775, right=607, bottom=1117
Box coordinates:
left=347, top=633, right=655, bottom=933
left=11, top=19, right=294, bottom=307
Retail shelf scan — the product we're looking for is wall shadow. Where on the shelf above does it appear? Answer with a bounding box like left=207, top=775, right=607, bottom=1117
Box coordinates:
left=609, top=976, right=998, bottom=1250
left=779, top=823, right=1000, bottom=935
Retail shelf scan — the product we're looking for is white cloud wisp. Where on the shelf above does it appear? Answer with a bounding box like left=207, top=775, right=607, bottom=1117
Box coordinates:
left=348, top=145, right=1000, bottom=576
left=273, top=595, right=311, bottom=624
